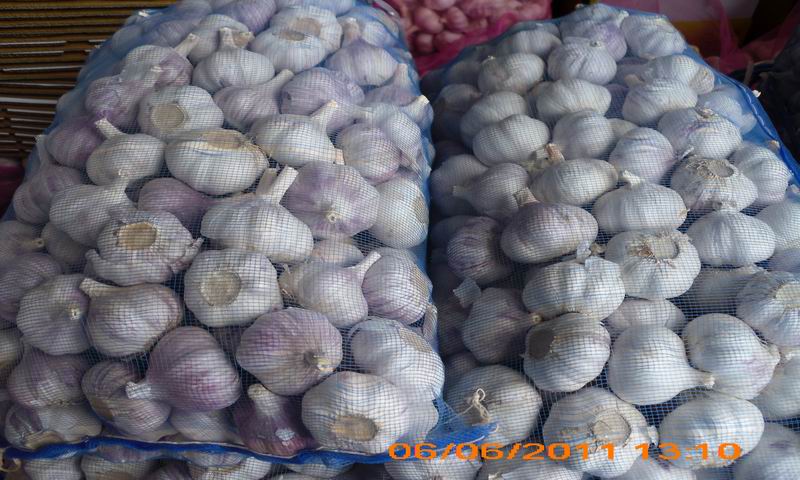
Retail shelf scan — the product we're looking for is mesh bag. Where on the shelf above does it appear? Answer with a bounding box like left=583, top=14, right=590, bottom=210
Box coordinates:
left=424, top=4, right=800, bottom=479
left=0, top=0, right=491, bottom=476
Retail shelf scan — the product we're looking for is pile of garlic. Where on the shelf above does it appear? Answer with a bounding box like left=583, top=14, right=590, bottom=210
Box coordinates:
left=0, top=0, right=446, bottom=470
left=423, top=3, right=800, bottom=479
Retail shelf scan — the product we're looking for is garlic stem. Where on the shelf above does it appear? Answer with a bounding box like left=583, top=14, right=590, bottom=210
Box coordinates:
left=124, top=380, right=160, bottom=401
left=258, top=166, right=298, bottom=204
left=340, top=17, right=360, bottom=46
left=79, top=278, right=119, bottom=298
left=348, top=251, right=381, bottom=283
left=304, top=351, right=335, bottom=373
left=94, top=118, right=124, bottom=139
left=219, top=27, right=238, bottom=49
left=514, top=188, right=537, bottom=207
left=310, top=100, right=339, bottom=131
left=254, top=69, right=294, bottom=94
left=453, top=278, right=481, bottom=308
left=174, top=33, right=200, bottom=58
left=619, top=170, right=644, bottom=187
left=403, top=95, right=430, bottom=121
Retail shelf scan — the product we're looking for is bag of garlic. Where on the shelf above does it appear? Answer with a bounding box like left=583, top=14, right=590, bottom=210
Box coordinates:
left=0, top=0, right=494, bottom=474
left=425, top=4, right=800, bottom=479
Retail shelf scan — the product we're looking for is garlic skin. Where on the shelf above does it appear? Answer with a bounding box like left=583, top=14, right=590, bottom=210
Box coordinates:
left=138, top=177, right=218, bottom=230
left=684, top=313, right=780, bottom=399
left=49, top=181, right=135, bottom=247
left=82, top=360, right=171, bottom=437
left=81, top=279, right=182, bottom=358
left=445, top=365, right=542, bottom=447
left=324, top=18, right=395, bottom=86
left=622, top=78, right=698, bottom=126
left=606, top=299, right=687, bottom=335
left=477, top=53, right=545, bottom=94
left=251, top=26, right=327, bottom=74
left=730, top=142, right=791, bottom=206
left=364, top=64, right=432, bottom=130
left=362, top=249, right=431, bottom=325
left=593, top=172, right=688, bottom=235
left=138, top=85, right=225, bottom=141
left=44, top=115, right=105, bottom=170
left=431, top=216, right=474, bottom=251
left=608, top=326, right=715, bottom=405
left=756, top=191, right=800, bottom=251
left=460, top=91, right=529, bottom=145
left=697, top=85, right=757, bottom=134
left=41, top=223, right=88, bottom=272
left=737, top=271, right=800, bottom=347
left=271, top=5, right=343, bottom=53
left=170, top=408, right=241, bottom=443
left=385, top=456, right=481, bottom=480
left=0, top=328, right=22, bottom=383
left=335, top=123, right=401, bottom=185
left=547, top=37, right=617, bottom=85
left=81, top=455, right=157, bottom=480
left=753, top=347, right=800, bottom=420
left=302, top=371, right=410, bottom=454
left=685, top=265, right=764, bottom=314
left=551, top=110, right=616, bottom=159
left=8, top=347, right=88, bottom=408
left=86, top=119, right=165, bottom=187
left=310, top=238, right=363, bottom=266
left=544, top=387, right=657, bottom=477
left=609, top=127, right=677, bottom=184
left=621, top=14, right=687, bottom=59
left=452, top=162, right=532, bottom=220
left=637, top=54, right=715, bottom=95
left=126, top=326, right=242, bottom=411
left=116, top=32, right=199, bottom=88
left=659, top=393, right=764, bottom=469
left=193, top=28, right=275, bottom=94
left=472, top=114, right=549, bottom=167
left=16, top=274, right=89, bottom=355
left=251, top=101, right=340, bottom=167
left=23, top=457, right=83, bottom=480
left=0, top=253, right=62, bottom=324
left=0, top=221, right=44, bottom=263
left=185, top=249, right=282, bottom=327
left=188, top=457, right=274, bottom=480
left=477, top=456, right=583, bottom=480
left=687, top=209, right=776, bottom=267
left=733, top=423, right=800, bottom=480
left=280, top=67, right=365, bottom=134
left=523, top=313, right=611, bottom=393
left=237, top=307, right=342, bottom=395
left=370, top=177, right=428, bottom=249
left=4, top=402, right=101, bottom=449
left=430, top=155, right=487, bottom=216
left=214, top=70, right=294, bottom=131
left=535, top=78, right=612, bottom=124
left=215, top=0, right=277, bottom=32
left=502, top=202, right=598, bottom=263
left=531, top=157, right=618, bottom=206
left=658, top=107, right=743, bottom=159
left=446, top=216, right=513, bottom=285
left=187, top=14, right=250, bottom=64
left=85, top=68, right=161, bottom=130
left=494, top=28, right=562, bottom=58
left=670, top=156, right=757, bottom=211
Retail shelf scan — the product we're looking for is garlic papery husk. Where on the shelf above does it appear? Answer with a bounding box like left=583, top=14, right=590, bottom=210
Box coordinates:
left=49, top=180, right=135, bottom=247
left=86, top=119, right=165, bottom=186
left=606, top=299, right=687, bottom=335
left=362, top=248, right=431, bottom=325
left=737, top=271, right=800, bottom=346
left=85, top=67, right=161, bottom=130
left=608, top=325, right=715, bottom=405
left=333, top=123, right=400, bottom=185
left=251, top=26, right=327, bottom=74
left=138, top=177, right=218, bottom=230
left=187, top=14, right=250, bottom=64
left=0, top=220, right=44, bottom=262
left=283, top=162, right=379, bottom=239
left=753, top=347, right=800, bottom=420
left=370, top=177, right=428, bottom=249
left=185, top=249, right=282, bottom=327
left=0, top=328, right=22, bottom=382
left=200, top=167, right=313, bottom=263
left=687, top=209, right=776, bottom=266
left=188, top=457, right=274, bottom=480
left=44, top=114, right=105, bottom=170
left=543, top=387, right=657, bottom=477
left=279, top=252, right=380, bottom=328
left=547, top=37, right=617, bottom=85
left=127, top=326, right=241, bottom=411
left=213, top=69, right=294, bottom=131
left=116, top=33, right=199, bottom=88
left=684, top=313, right=780, bottom=399
left=622, top=78, right=698, bottom=126
left=658, top=107, right=743, bottom=159
left=234, top=383, right=317, bottom=456
left=697, top=86, right=757, bottom=134
left=271, top=5, right=342, bottom=53
left=592, top=171, right=688, bottom=235
left=494, top=27, right=563, bottom=57
left=82, top=360, right=171, bottom=437
left=636, top=54, right=715, bottom=94
left=385, top=456, right=481, bottom=480
left=609, top=127, right=677, bottom=184
left=349, top=317, right=445, bottom=402
left=17, top=274, right=89, bottom=355
left=81, top=279, right=182, bottom=357
left=432, top=83, right=481, bottom=142
left=502, top=203, right=598, bottom=263
left=535, top=78, right=612, bottom=124
left=523, top=313, right=610, bottom=393
left=23, top=457, right=82, bottom=480
left=756, top=189, right=800, bottom=251
left=447, top=216, right=513, bottom=285
left=81, top=455, right=157, bottom=480
left=8, top=347, right=88, bottom=408
left=302, top=371, right=410, bottom=454
left=138, top=85, right=225, bottom=141
left=4, top=402, right=101, bottom=449
left=523, top=246, right=626, bottom=321
left=0, top=253, right=61, bottom=324
left=237, top=307, right=342, bottom=395
left=659, top=393, right=764, bottom=469
left=324, top=18, right=396, bottom=87
left=459, top=91, right=528, bottom=145
left=310, top=238, right=363, bottom=266
left=733, top=423, right=800, bottom=480
left=445, top=365, right=542, bottom=447
left=280, top=67, right=365, bottom=134
left=87, top=210, right=202, bottom=286
left=686, top=265, right=764, bottom=314
left=452, top=162, right=533, bottom=220
left=193, top=28, right=274, bottom=94
left=670, top=156, right=757, bottom=212
left=472, top=114, right=549, bottom=167
left=730, top=142, right=791, bottom=206
left=477, top=53, right=545, bottom=94
left=550, top=110, right=616, bottom=159
left=621, top=14, right=687, bottom=59
left=530, top=157, right=618, bottom=206
left=170, top=408, right=241, bottom=443
left=477, top=456, right=583, bottom=480
left=41, top=223, right=88, bottom=272
left=605, top=229, right=701, bottom=300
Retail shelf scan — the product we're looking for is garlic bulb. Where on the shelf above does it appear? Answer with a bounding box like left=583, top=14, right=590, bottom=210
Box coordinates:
left=733, top=423, right=800, bottom=480
left=606, top=299, right=687, bottom=335
left=126, top=326, right=241, bottom=411
left=279, top=252, right=380, bottom=328
left=534, top=78, right=612, bottom=124
left=610, top=457, right=696, bottom=480
left=0, top=328, right=22, bottom=382
left=444, top=351, right=478, bottom=388
left=609, top=127, right=677, bottom=184
left=562, top=19, right=627, bottom=61
left=370, top=177, right=428, bottom=249
left=49, top=180, right=135, bottom=247
left=188, top=457, right=274, bottom=480
left=0, top=220, right=43, bottom=262
left=116, top=33, right=199, bottom=88
left=138, top=85, right=225, bottom=140
left=756, top=190, right=800, bottom=251
left=561, top=3, right=628, bottom=28
left=185, top=249, right=282, bottom=327
left=280, top=67, right=365, bottom=134
left=363, top=64, right=432, bottom=130
left=213, top=70, right=294, bottom=131
left=271, top=5, right=342, bottom=53
left=85, top=67, right=161, bottom=130
left=138, top=177, right=218, bottom=230
left=432, top=83, right=481, bottom=142
left=529, top=156, right=617, bottom=206
left=324, top=18, right=396, bottom=86
left=543, top=387, right=657, bottom=477
left=670, top=156, right=757, bottom=211
left=17, top=274, right=89, bottom=355
left=81, top=279, right=182, bottom=358
left=362, top=249, right=431, bottom=325
left=550, top=110, right=616, bottom=159
left=87, top=210, right=202, bottom=286
left=684, top=313, right=779, bottom=399
left=658, top=107, right=743, bottom=159
left=472, top=114, right=549, bottom=167
left=44, top=115, right=104, bottom=170
left=621, top=14, right=687, bottom=59
left=188, top=14, right=250, bottom=64
left=737, top=271, right=800, bottom=346
left=697, top=85, right=757, bottom=134
left=494, top=28, right=562, bottom=58
left=200, top=167, right=314, bottom=264
left=4, top=402, right=101, bottom=449
left=147, top=463, right=192, bottom=479
left=523, top=245, right=626, bottom=320
left=237, top=307, right=342, bottom=395
left=0, top=253, right=61, bottom=324
left=608, top=325, right=715, bottom=405
left=446, top=216, right=513, bottom=285
left=502, top=203, right=598, bottom=263
left=637, top=54, right=715, bottom=94
left=81, top=455, right=157, bottom=480
left=310, top=238, right=363, bottom=266
left=354, top=100, right=428, bottom=176
left=477, top=456, right=583, bottom=480
left=431, top=216, right=474, bottom=251
left=385, top=456, right=481, bottom=480
left=445, top=365, right=542, bottom=446
left=335, top=122, right=401, bottom=184
left=592, top=172, right=688, bottom=234
left=685, top=265, right=764, bottom=314
left=23, top=457, right=82, bottom=480
left=8, top=347, right=88, bottom=408
left=41, top=223, right=88, bottom=272
left=302, top=371, right=410, bottom=454
left=659, top=393, right=764, bottom=469
left=687, top=209, right=776, bottom=266
left=170, top=408, right=240, bottom=443
left=452, top=162, right=532, bottom=220
left=337, top=3, right=399, bottom=47
left=460, top=91, right=528, bottom=145
left=523, top=313, right=611, bottom=392
left=547, top=37, right=616, bottom=85
left=213, top=0, right=276, bottom=31
left=622, top=78, right=698, bottom=126
left=730, top=142, right=791, bottom=206
left=251, top=25, right=327, bottom=74
left=193, top=28, right=274, bottom=94
left=753, top=347, right=800, bottom=420
left=86, top=119, right=165, bottom=186
left=477, top=53, right=545, bottom=94
left=82, top=361, right=171, bottom=437
left=770, top=248, right=800, bottom=274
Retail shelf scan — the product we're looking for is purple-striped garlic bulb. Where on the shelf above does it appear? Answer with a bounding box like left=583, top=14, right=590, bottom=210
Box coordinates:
left=7, top=347, right=89, bottom=408
left=0, top=253, right=61, bottom=324
left=86, top=119, right=165, bottom=186
left=137, top=177, right=217, bottom=230
left=0, top=220, right=44, bottom=263
left=117, top=33, right=200, bottom=88
left=85, top=66, right=162, bottom=130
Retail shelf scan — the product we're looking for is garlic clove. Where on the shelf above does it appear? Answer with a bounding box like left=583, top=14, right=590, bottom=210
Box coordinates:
left=214, top=69, right=294, bottom=131
left=49, top=180, right=136, bottom=247
left=670, top=156, right=757, bottom=212
left=736, top=271, right=800, bottom=347
left=530, top=157, right=618, bottom=205
left=0, top=253, right=62, bottom=324
left=472, top=114, right=549, bottom=167
left=138, top=177, right=218, bottom=230
left=606, top=298, right=687, bottom=335
left=138, top=85, right=225, bottom=140
left=8, top=346, right=89, bottom=409
left=687, top=209, right=776, bottom=267
left=609, top=127, right=677, bottom=184
left=370, top=177, right=428, bottom=249
left=192, top=27, right=275, bottom=94
left=452, top=162, right=533, bottom=220
left=86, top=119, right=166, bottom=186
left=547, top=37, right=617, bottom=85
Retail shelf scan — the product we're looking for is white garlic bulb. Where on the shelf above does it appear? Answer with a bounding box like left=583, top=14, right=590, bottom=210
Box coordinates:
left=621, top=14, right=687, bottom=59
left=494, top=27, right=562, bottom=58
left=770, top=247, right=800, bottom=274
left=685, top=265, right=764, bottom=314
left=270, top=6, right=343, bottom=53
left=188, top=14, right=250, bottom=64
left=753, top=347, right=800, bottom=420
left=86, top=119, right=165, bottom=186
left=622, top=78, right=698, bottom=126
left=184, top=249, right=282, bottom=327
left=444, top=351, right=478, bottom=388
left=547, top=37, right=616, bottom=85
left=609, top=127, right=677, bottom=184
left=214, top=70, right=295, bottom=131
left=605, top=229, right=701, bottom=300
left=530, top=156, right=618, bottom=205
left=41, top=223, right=88, bottom=273
left=730, top=142, right=791, bottom=206
left=737, top=271, right=800, bottom=346
left=535, top=78, right=612, bottom=124
left=452, top=162, right=533, bottom=220
left=606, top=299, right=687, bottom=335
left=445, top=365, right=542, bottom=447
left=81, top=455, right=157, bottom=480
left=476, top=456, right=583, bottom=480
left=251, top=26, right=327, bottom=74
left=189, top=457, right=274, bottom=480
left=430, top=154, right=487, bottom=216
left=363, top=248, right=431, bottom=326
left=670, top=156, right=757, bottom=211
left=609, top=326, right=715, bottom=405
left=611, top=457, right=697, bottom=480
left=23, top=457, right=82, bottom=480
left=370, top=177, right=428, bottom=249
left=550, top=110, right=616, bottom=159
left=335, top=122, right=402, bottom=185
left=192, top=27, right=274, bottom=94
left=138, top=85, right=225, bottom=140
left=687, top=209, right=776, bottom=266
left=5, top=402, right=102, bottom=450
left=658, top=107, right=743, bottom=159
left=592, top=171, right=688, bottom=235
left=523, top=313, right=610, bottom=392
left=733, top=423, right=800, bottom=480
left=49, top=181, right=135, bottom=248
left=756, top=188, right=800, bottom=252
left=309, top=238, right=363, bottom=266
left=659, top=393, right=764, bottom=469
left=171, top=408, right=241, bottom=443
left=432, top=83, right=482, bottom=143
left=610, top=118, right=638, bottom=140
left=446, top=216, right=513, bottom=286
left=477, top=53, right=545, bottom=94
left=637, top=54, right=715, bottom=94
left=324, top=18, right=396, bottom=86
left=543, top=387, right=658, bottom=477
left=385, top=456, right=480, bottom=480
left=472, top=114, right=549, bottom=167
left=460, top=91, right=528, bottom=145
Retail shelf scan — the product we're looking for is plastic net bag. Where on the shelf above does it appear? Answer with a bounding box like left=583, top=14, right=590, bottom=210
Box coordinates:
left=425, top=4, right=800, bottom=478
